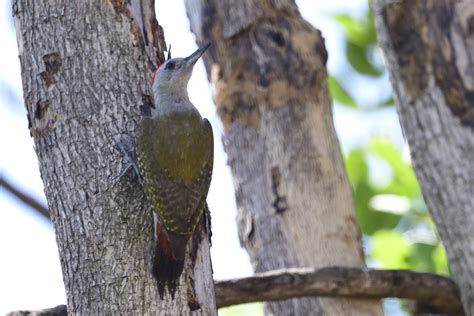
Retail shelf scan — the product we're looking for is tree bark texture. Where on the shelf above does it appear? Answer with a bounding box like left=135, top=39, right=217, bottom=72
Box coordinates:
left=13, top=1, right=216, bottom=314
left=373, top=0, right=474, bottom=314
left=185, top=1, right=383, bottom=315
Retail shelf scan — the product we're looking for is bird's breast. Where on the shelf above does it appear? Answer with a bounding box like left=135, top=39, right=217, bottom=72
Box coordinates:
left=138, top=114, right=212, bottom=186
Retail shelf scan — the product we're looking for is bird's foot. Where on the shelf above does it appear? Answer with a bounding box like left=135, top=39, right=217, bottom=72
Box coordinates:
left=114, top=140, right=143, bottom=185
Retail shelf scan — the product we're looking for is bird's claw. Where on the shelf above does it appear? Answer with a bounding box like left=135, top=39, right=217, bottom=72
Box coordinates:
left=114, top=141, right=144, bottom=185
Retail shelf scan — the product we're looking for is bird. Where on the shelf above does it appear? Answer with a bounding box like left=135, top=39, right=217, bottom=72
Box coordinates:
left=135, top=44, right=213, bottom=298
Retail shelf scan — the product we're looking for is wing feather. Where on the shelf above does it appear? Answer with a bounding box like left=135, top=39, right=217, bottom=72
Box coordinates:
left=136, top=115, right=213, bottom=235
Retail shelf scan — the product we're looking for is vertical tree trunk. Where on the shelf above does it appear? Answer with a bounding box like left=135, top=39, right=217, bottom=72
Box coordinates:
left=13, top=1, right=216, bottom=314
left=185, top=1, right=383, bottom=315
left=373, top=0, right=473, bottom=314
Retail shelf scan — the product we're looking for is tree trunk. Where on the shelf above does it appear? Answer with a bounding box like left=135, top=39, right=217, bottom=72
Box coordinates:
left=373, top=0, right=474, bottom=314
left=13, top=1, right=216, bottom=314
left=185, top=1, right=383, bottom=315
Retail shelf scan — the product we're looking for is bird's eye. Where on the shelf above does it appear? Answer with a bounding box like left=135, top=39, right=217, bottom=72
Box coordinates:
left=165, top=61, right=175, bottom=70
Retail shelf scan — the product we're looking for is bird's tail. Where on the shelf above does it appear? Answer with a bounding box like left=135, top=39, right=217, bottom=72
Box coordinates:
left=153, top=223, right=188, bottom=298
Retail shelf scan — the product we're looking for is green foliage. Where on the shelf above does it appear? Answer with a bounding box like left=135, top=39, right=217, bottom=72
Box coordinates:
left=333, top=13, right=377, bottom=47
left=406, top=242, right=437, bottom=272
left=219, top=303, right=264, bottom=316
left=432, top=244, right=450, bottom=275
left=346, top=148, right=402, bottom=234
left=371, top=231, right=411, bottom=269
left=370, top=230, right=448, bottom=275
left=328, top=76, right=357, bottom=108
left=330, top=3, right=386, bottom=109
left=345, top=149, right=368, bottom=186
left=344, top=137, right=449, bottom=275
left=331, top=1, right=449, bottom=280
left=333, top=8, right=381, bottom=77
left=345, top=42, right=381, bottom=77
left=369, top=140, right=420, bottom=198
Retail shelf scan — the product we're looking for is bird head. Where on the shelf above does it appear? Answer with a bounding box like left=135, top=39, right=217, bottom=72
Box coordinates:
left=151, top=43, right=210, bottom=98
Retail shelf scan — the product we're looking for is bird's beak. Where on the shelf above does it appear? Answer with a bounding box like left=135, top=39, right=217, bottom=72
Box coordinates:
left=184, top=43, right=211, bottom=66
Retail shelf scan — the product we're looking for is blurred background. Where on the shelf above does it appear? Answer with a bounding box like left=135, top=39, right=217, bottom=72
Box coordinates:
left=0, top=1, right=449, bottom=315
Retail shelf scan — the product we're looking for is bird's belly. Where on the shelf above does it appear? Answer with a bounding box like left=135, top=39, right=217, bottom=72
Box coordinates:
left=159, top=122, right=209, bottom=185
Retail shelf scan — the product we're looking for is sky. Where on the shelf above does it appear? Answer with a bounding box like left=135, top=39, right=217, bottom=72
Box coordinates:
left=0, top=0, right=403, bottom=314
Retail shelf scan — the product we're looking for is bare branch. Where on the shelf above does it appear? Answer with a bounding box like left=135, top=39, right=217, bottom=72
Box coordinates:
left=0, top=175, right=50, bottom=220
left=7, top=304, right=67, bottom=316
left=8, top=267, right=462, bottom=315
left=215, top=267, right=463, bottom=315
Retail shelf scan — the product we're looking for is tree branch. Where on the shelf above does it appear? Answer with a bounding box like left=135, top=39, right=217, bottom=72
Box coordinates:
left=7, top=305, right=67, bottom=316
left=9, top=267, right=461, bottom=315
left=215, top=267, right=463, bottom=315
left=0, top=175, right=50, bottom=220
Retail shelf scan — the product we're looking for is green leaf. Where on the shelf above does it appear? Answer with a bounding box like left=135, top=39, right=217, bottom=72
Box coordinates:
left=432, top=244, right=450, bottom=276
left=369, top=139, right=421, bottom=197
left=406, top=243, right=436, bottom=272
left=380, top=97, right=395, bottom=107
left=328, top=75, right=357, bottom=108
left=346, top=42, right=382, bottom=77
left=219, top=303, right=264, bottom=316
left=332, top=14, right=377, bottom=47
left=354, top=183, right=402, bottom=235
left=332, top=10, right=382, bottom=77
left=345, top=149, right=368, bottom=186
left=371, top=230, right=411, bottom=269
left=345, top=149, right=402, bottom=235
left=358, top=207, right=402, bottom=236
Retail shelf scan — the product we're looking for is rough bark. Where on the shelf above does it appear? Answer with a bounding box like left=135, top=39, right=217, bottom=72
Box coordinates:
left=373, top=0, right=474, bottom=314
left=185, top=1, right=383, bottom=315
left=13, top=1, right=216, bottom=314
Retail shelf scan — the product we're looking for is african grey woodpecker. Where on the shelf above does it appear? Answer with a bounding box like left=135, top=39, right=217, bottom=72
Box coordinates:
left=136, top=44, right=213, bottom=297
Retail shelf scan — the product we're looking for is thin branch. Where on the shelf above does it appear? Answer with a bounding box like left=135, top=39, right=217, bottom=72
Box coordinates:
left=214, top=267, right=463, bottom=315
left=7, top=304, right=67, bottom=316
left=0, top=175, right=50, bottom=220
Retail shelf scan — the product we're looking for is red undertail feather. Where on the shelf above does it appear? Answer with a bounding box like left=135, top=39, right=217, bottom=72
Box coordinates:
left=153, top=223, right=185, bottom=299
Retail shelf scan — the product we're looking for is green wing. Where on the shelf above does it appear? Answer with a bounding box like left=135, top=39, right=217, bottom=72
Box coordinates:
left=136, top=114, right=213, bottom=235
